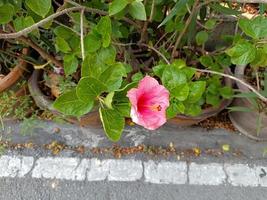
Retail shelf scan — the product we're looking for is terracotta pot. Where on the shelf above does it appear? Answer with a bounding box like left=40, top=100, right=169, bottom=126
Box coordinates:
left=229, top=65, right=267, bottom=141
left=168, top=68, right=233, bottom=126
left=28, top=69, right=101, bottom=127
left=0, top=48, right=28, bottom=92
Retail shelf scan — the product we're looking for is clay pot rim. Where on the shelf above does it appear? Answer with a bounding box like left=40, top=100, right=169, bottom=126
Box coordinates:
left=0, top=48, right=28, bottom=93
left=28, top=69, right=99, bottom=125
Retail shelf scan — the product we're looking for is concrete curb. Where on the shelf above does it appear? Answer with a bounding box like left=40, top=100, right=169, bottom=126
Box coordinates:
left=1, top=120, right=267, bottom=161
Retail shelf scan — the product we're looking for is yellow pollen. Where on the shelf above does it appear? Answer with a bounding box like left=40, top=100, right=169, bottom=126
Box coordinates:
left=150, top=104, right=162, bottom=112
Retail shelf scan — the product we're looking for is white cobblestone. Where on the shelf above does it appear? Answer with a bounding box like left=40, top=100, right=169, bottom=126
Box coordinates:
left=32, top=157, right=88, bottom=181
left=0, top=156, right=34, bottom=177
left=144, top=160, right=187, bottom=184
left=224, top=164, right=259, bottom=187
left=2, top=155, right=267, bottom=187
left=189, top=163, right=226, bottom=185
left=108, top=159, right=143, bottom=181
left=254, top=166, right=267, bottom=187
left=87, top=158, right=110, bottom=181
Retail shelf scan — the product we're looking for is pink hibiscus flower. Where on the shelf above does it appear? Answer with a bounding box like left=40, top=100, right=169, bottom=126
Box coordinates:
left=127, top=76, right=170, bottom=130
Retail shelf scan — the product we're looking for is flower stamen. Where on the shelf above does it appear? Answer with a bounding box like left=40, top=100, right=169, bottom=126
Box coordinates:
left=150, top=104, right=162, bottom=112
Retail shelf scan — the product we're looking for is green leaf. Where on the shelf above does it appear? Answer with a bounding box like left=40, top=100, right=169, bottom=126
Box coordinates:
left=8, top=0, right=22, bottom=12
left=228, top=106, right=253, bottom=113
left=104, top=92, right=115, bottom=109
left=207, top=84, right=218, bottom=95
left=109, top=0, right=129, bottom=16
left=176, top=101, right=186, bottom=114
left=53, top=90, right=93, bottom=117
left=13, top=16, right=39, bottom=37
left=97, top=16, right=112, bottom=34
left=102, top=34, right=111, bottom=48
left=81, top=54, right=98, bottom=77
left=210, top=3, right=240, bottom=16
left=128, top=1, right=147, bottom=21
left=98, top=46, right=117, bottom=65
left=162, top=65, right=187, bottom=90
left=180, top=67, right=196, bottom=80
left=84, top=32, right=102, bottom=53
left=53, top=26, right=75, bottom=40
left=259, top=3, right=267, bottom=15
left=113, top=102, right=131, bottom=117
left=63, top=54, right=78, bottom=76
left=206, top=93, right=221, bottom=107
left=55, top=37, right=71, bottom=53
left=153, top=64, right=166, bottom=78
left=24, top=4, right=53, bottom=29
left=187, top=81, right=206, bottom=103
left=76, top=77, right=107, bottom=102
left=186, top=104, right=202, bottom=116
left=131, top=72, right=143, bottom=82
left=196, top=31, right=208, bottom=46
left=219, top=86, right=233, bottom=99
left=205, top=19, right=216, bottom=30
left=214, top=54, right=231, bottom=68
left=81, top=47, right=116, bottom=78
left=167, top=102, right=180, bottom=118
left=171, top=83, right=189, bottom=101
left=99, top=62, right=126, bottom=92
left=69, top=36, right=80, bottom=54
left=172, top=59, right=187, bottom=69
left=158, top=0, right=189, bottom=27
left=200, top=55, right=213, bottom=67
left=25, top=0, right=51, bottom=17
left=99, top=107, right=125, bottom=142
left=226, top=41, right=256, bottom=65
left=0, top=4, right=14, bottom=24
left=239, top=16, right=267, bottom=39
left=250, top=49, right=267, bottom=68
left=96, top=16, right=112, bottom=47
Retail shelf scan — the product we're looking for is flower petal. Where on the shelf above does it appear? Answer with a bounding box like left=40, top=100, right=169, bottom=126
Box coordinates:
left=127, top=75, right=170, bottom=130
left=141, top=110, right=167, bottom=130
left=138, top=76, right=160, bottom=93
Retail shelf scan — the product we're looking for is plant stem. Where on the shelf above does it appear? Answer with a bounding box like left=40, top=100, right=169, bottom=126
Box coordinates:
left=171, top=0, right=199, bottom=60
left=19, top=36, right=63, bottom=68
left=54, top=20, right=80, bottom=36
left=197, top=69, right=267, bottom=102
left=80, top=8, right=85, bottom=61
left=0, top=5, right=140, bottom=39
left=255, top=69, right=260, bottom=91
left=140, top=44, right=170, bottom=65
left=6, top=24, right=63, bottom=68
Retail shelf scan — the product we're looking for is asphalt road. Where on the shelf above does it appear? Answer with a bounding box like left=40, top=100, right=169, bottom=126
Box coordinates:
left=1, top=178, right=267, bottom=200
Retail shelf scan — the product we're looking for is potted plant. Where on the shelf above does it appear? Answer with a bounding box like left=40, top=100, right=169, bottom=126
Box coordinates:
left=0, top=0, right=247, bottom=142
left=226, top=15, right=267, bottom=140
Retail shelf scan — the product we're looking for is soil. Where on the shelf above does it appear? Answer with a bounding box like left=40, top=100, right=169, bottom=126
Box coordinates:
left=0, top=139, right=244, bottom=159
left=197, top=110, right=236, bottom=132
left=231, top=3, right=262, bottom=15
left=38, top=72, right=56, bottom=101
left=243, top=3, right=259, bottom=14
